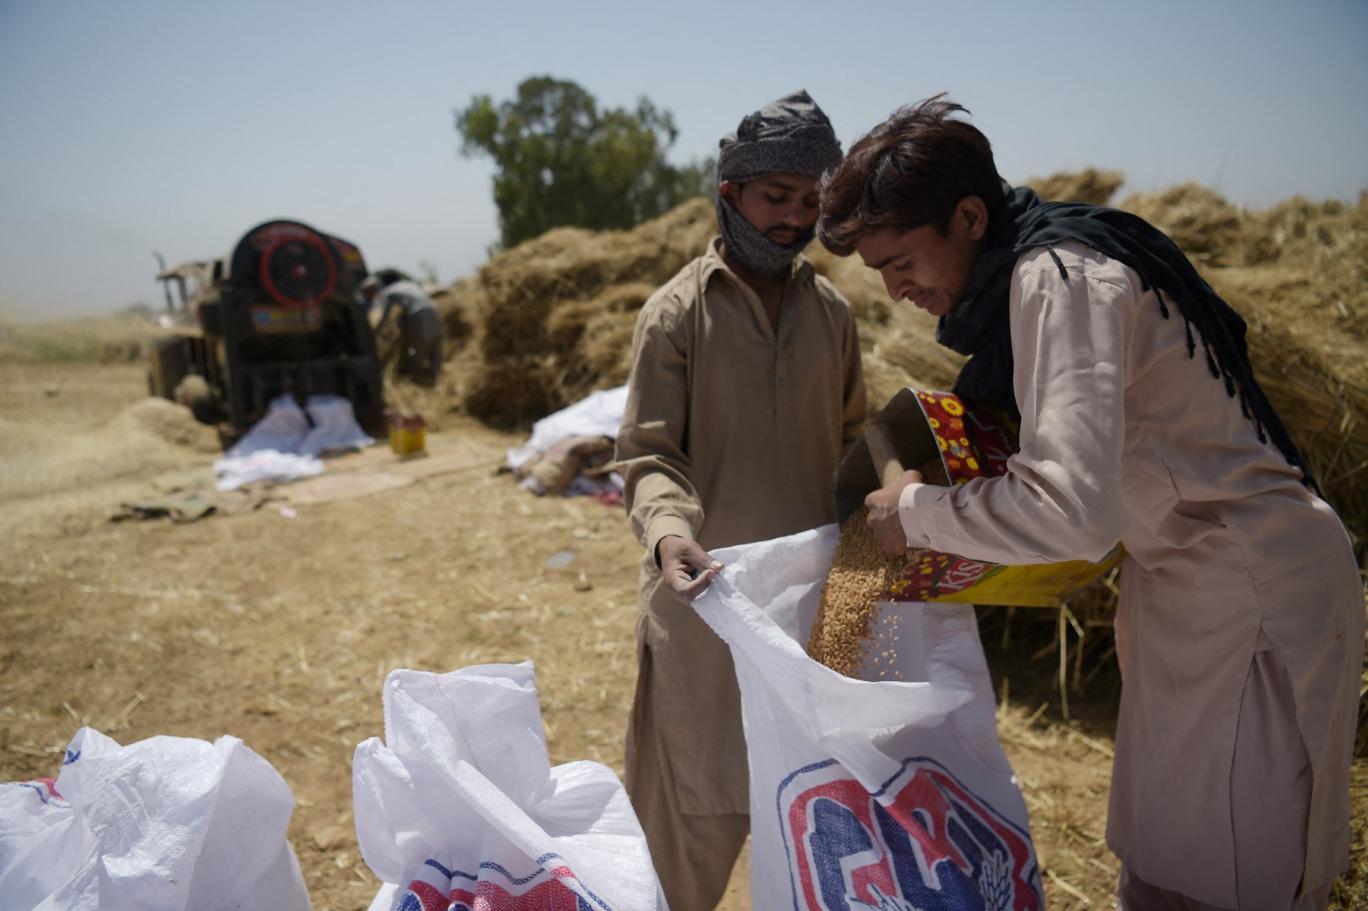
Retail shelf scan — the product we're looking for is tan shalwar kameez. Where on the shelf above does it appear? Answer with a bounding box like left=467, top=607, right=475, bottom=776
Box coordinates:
left=897, top=241, right=1363, bottom=910
left=616, top=238, right=865, bottom=908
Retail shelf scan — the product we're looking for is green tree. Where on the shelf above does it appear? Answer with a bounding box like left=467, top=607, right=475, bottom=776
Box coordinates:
left=457, top=76, right=714, bottom=249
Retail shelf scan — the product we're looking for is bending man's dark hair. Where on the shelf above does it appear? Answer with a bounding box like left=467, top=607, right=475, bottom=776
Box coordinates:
left=818, top=94, right=1008, bottom=254
left=373, top=267, right=412, bottom=288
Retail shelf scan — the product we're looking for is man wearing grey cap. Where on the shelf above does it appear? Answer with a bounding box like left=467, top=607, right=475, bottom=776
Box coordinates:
left=615, top=89, right=866, bottom=907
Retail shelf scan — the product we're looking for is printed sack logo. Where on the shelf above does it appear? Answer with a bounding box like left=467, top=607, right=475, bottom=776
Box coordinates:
left=778, top=757, right=1043, bottom=911
left=395, top=855, right=612, bottom=911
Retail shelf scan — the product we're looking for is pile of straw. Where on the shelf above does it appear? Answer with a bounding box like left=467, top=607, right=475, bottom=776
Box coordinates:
left=1026, top=167, right=1126, bottom=207
left=439, top=198, right=715, bottom=427
left=1119, top=187, right=1368, bottom=543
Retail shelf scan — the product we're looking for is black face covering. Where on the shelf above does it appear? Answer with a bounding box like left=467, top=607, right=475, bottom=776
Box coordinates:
left=715, top=195, right=813, bottom=279
left=940, top=185, right=1314, bottom=488
left=714, top=90, right=842, bottom=278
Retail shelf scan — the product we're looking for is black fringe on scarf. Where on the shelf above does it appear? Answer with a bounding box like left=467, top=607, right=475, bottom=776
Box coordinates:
left=938, top=186, right=1312, bottom=489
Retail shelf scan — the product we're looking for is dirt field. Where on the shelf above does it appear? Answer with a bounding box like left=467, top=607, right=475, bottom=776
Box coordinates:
left=2, top=360, right=1364, bottom=910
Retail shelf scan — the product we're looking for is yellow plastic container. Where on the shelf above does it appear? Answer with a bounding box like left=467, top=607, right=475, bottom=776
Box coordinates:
left=388, top=412, right=426, bottom=456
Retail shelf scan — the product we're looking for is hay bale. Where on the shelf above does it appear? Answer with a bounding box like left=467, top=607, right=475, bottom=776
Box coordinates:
left=462, top=357, right=560, bottom=427
left=1118, top=182, right=1245, bottom=266
left=545, top=282, right=656, bottom=399
left=454, top=198, right=714, bottom=427
left=428, top=277, right=480, bottom=350
left=1211, top=268, right=1367, bottom=539
left=1241, top=196, right=1357, bottom=267
left=1026, top=168, right=1126, bottom=206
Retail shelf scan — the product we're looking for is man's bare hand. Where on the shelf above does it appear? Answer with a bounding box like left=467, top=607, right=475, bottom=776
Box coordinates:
left=656, top=535, right=724, bottom=601
left=864, top=469, right=923, bottom=556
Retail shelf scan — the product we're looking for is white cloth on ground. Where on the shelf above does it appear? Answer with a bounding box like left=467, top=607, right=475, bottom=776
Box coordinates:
left=506, top=385, right=629, bottom=471
left=213, top=450, right=325, bottom=492
left=214, top=393, right=373, bottom=491
left=506, top=386, right=628, bottom=495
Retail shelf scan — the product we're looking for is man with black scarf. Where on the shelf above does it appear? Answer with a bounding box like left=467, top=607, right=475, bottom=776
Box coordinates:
left=615, top=89, right=866, bottom=907
left=818, top=95, right=1361, bottom=910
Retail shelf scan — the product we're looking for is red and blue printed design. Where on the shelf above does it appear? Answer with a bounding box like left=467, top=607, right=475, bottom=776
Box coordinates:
left=394, top=854, right=612, bottom=911
left=777, top=757, right=1043, bottom=911
left=17, top=776, right=64, bottom=806
left=12, top=747, right=78, bottom=806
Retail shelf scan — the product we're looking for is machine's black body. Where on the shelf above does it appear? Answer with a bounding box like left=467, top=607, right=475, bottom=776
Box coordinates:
left=150, top=220, right=385, bottom=443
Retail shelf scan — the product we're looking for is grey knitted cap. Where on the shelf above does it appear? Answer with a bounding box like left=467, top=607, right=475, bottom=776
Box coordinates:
left=717, top=89, right=843, bottom=184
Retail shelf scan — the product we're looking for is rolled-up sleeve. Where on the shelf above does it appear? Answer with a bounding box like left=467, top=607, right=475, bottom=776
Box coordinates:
left=899, top=253, right=1128, bottom=564
left=615, top=297, right=704, bottom=563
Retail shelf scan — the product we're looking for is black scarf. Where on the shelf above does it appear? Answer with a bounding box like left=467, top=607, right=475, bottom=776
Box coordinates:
left=938, top=186, right=1313, bottom=488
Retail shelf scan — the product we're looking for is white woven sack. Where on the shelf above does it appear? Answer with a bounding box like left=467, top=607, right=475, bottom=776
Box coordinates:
left=353, top=663, right=666, bottom=911
left=693, top=525, right=1045, bottom=911
left=0, top=727, right=309, bottom=911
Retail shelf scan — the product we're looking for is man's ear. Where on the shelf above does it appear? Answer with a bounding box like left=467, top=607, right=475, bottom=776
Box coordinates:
left=719, top=180, right=741, bottom=206
left=958, top=196, right=989, bottom=241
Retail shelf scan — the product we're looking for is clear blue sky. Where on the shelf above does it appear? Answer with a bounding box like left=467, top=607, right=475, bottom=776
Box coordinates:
left=2, top=0, right=1364, bottom=318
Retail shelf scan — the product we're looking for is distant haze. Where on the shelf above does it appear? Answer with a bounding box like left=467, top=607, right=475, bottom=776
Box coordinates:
left=2, top=0, right=1364, bottom=319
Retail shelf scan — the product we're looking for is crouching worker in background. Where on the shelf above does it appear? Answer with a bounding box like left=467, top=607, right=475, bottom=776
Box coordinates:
left=361, top=273, right=444, bottom=386
left=821, top=95, right=1362, bottom=910
left=614, top=89, right=866, bottom=908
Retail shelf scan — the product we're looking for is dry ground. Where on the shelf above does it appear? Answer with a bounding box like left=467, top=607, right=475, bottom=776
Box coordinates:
left=2, top=361, right=1364, bottom=910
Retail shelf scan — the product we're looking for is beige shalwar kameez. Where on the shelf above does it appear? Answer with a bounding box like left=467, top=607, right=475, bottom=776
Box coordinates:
left=616, top=238, right=865, bottom=908
left=897, top=241, right=1363, bottom=909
